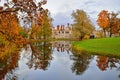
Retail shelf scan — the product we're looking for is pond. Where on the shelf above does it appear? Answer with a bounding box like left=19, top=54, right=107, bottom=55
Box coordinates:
left=0, top=41, right=120, bottom=80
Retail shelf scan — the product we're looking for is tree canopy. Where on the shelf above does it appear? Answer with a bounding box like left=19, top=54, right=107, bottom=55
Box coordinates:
left=72, top=9, right=95, bottom=40
left=97, top=10, right=120, bottom=37
left=0, top=0, right=53, bottom=58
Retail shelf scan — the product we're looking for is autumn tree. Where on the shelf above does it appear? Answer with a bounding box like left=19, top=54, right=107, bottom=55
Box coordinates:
left=0, top=12, right=19, bottom=41
left=108, top=12, right=120, bottom=37
left=0, top=0, right=48, bottom=40
left=97, top=10, right=109, bottom=37
left=0, top=0, right=48, bottom=55
left=30, top=10, right=52, bottom=40
left=0, top=12, right=27, bottom=59
left=97, top=10, right=120, bottom=37
left=0, top=0, right=47, bottom=31
left=72, top=9, right=95, bottom=40
left=115, top=18, right=120, bottom=36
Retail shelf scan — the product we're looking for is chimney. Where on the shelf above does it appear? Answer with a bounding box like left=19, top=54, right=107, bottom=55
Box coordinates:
left=60, top=25, right=63, bottom=30
left=67, top=23, right=70, bottom=27
left=57, top=25, right=59, bottom=30
left=63, top=25, right=65, bottom=30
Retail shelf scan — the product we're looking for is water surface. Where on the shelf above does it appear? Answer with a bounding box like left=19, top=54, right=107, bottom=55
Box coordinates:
left=0, top=41, right=120, bottom=80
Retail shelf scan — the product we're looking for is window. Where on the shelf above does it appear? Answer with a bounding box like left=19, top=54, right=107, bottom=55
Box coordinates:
left=66, top=31, right=69, bottom=33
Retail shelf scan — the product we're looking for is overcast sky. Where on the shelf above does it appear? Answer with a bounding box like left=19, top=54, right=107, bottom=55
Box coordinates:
left=0, top=0, right=120, bottom=29
left=43, top=0, right=120, bottom=28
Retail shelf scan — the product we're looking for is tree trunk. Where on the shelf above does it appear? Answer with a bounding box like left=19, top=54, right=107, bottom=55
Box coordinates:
left=103, top=28, right=106, bottom=37
left=43, top=34, right=46, bottom=40
left=79, top=35, right=83, bottom=41
left=109, top=26, right=112, bottom=37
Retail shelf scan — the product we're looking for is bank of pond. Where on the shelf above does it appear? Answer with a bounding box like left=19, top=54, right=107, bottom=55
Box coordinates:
left=73, top=37, right=120, bottom=57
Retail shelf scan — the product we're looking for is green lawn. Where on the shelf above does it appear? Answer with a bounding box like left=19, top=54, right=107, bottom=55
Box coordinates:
left=73, top=37, right=120, bottom=56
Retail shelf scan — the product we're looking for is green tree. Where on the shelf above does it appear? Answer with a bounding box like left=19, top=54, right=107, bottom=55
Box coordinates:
left=40, top=10, right=52, bottom=40
left=30, top=10, right=52, bottom=40
left=72, top=9, right=94, bottom=40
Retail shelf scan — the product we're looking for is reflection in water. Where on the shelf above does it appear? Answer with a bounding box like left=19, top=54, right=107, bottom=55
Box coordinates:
left=96, top=56, right=120, bottom=79
left=0, top=41, right=120, bottom=80
left=70, top=50, right=93, bottom=75
left=96, top=56, right=120, bottom=71
left=0, top=52, right=19, bottom=80
left=27, top=41, right=52, bottom=70
left=118, top=67, right=120, bottom=78
left=52, top=41, right=72, bottom=53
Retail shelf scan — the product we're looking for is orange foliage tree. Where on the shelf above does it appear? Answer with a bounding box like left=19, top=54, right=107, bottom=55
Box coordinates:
left=97, top=10, right=109, bottom=37
left=114, top=18, right=120, bottom=35
left=108, top=12, right=120, bottom=37
left=97, top=10, right=120, bottom=37
left=0, top=0, right=49, bottom=57
left=0, top=13, right=18, bottom=41
left=0, top=12, right=26, bottom=59
left=0, top=0, right=47, bottom=37
left=0, top=0, right=47, bottom=48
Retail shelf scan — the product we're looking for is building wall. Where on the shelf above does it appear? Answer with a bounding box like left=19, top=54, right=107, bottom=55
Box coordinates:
left=52, top=24, right=72, bottom=39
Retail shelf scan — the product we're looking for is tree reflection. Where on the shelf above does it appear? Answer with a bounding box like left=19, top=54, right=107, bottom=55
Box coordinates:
left=0, top=52, right=19, bottom=80
left=96, top=56, right=120, bottom=71
left=71, top=50, right=93, bottom=75
left=26, top=41, right=52, bottom=70
left=118, top=67, right=120, bottom=79
left=96, top=55, right=120, bottom=79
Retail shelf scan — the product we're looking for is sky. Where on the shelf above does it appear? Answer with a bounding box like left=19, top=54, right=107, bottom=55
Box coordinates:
left=43, top=0, right=120, bottom=28
left=0, top=0, right=120, bottom=29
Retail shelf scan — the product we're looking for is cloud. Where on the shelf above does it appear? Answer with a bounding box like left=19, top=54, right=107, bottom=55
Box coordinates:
left=0, top=0, right=5, bottom=6
left=84, top=1, right=95, bottom=5
left=1, top=0, right=119, bottom=28
left=52, top=12, right=73, bottom=27
left=44, top=0, right=120, bottom=28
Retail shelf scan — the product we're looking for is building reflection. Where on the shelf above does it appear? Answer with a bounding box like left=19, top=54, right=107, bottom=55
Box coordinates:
left=52, top=41, right=72, bottom=53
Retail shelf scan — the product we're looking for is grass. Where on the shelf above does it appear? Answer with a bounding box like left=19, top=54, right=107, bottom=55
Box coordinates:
left=73, top=37, right=120, bottom=57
